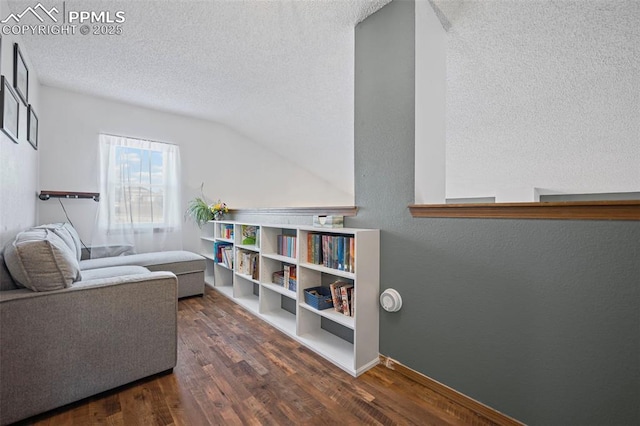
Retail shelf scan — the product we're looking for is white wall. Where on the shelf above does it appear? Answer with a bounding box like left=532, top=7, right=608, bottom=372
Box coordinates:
left=417, top=0, right=640, bottom=201
left=0, top=0, right=40, bottom=247
left=38, top=86, right=352, bottom=252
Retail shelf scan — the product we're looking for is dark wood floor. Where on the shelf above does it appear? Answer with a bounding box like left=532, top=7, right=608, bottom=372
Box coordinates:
left=24, top=288, right=497, bottom=426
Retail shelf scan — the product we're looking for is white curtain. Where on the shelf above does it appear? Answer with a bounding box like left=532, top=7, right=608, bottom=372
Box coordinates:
left=91, top=134, right=182, bottom=257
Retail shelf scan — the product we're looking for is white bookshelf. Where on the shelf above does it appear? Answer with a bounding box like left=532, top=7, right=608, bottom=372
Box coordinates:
left=200, top=221, right=379, bottom=377
left=199, top=223, right=217, bottom=287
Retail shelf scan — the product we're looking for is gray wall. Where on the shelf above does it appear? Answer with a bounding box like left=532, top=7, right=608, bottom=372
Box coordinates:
left=351, top=1, right=639, bottom=425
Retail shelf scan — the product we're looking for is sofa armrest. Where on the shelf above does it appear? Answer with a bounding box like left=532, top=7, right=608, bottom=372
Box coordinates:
left=0, top=272, right=177, bottom=425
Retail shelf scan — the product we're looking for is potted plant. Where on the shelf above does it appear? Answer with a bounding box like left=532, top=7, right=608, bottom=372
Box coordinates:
left=185, top=184, right=228, bottom=227
left=210, top=201, right=229, bottom=221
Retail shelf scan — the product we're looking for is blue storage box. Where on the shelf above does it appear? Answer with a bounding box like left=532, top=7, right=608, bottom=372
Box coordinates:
left=304, top=286, right=333, bottom=310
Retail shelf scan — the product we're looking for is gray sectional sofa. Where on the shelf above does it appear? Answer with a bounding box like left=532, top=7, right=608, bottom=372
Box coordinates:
left=80, top=249, right=206, bottom=299
left=0, top=223, right=205, bottom=425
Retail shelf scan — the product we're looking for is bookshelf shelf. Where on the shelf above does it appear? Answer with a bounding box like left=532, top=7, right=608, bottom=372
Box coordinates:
left=299, top=302, right=355, bottom=329
left=217, top=262, right=233, bottom=271
left=261, top=281, right=296, bottom=300
left=214, top=285, right=233, bottom=299
left=262, top=253, right=296, bottom=264
left=200, top=220, right=379, bottom=377
left=235, top=295, right=259, bottom=312
left=201, top=253, right=216, bottom=261
left=261, top=309, right=297, bottom=336
left=298, top=262, right=355, bottom=280
left=235, top=272, right=260, bottom=285
left=297, top=329, right=354, bottom=371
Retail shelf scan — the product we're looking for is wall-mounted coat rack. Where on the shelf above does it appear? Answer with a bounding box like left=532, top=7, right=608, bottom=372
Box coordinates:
left=39, top=191, right=100, bottom=202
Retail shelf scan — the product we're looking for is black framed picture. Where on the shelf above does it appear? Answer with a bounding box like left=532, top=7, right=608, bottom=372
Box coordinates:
left=1, top=75, right=20, bottom=143
left=13, top=43, right=28, bottom=105
left=27, top=104, right=38, bottom=150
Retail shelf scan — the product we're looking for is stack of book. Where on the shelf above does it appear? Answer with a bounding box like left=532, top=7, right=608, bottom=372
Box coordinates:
left=307, top=233, right=355, bottom=272
left=220, top=224, right=234, bottom=240
left=236, top=250, right=259, bottom=280
left=272, top=264, right=297, bottom=292
left=329, top=280, right=355, bottom=317
left=277, top=234, right=297, bottom=258
left=213, top=241, right=233, bottom=268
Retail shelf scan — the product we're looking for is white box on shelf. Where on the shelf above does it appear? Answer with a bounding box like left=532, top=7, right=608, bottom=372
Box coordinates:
left=312, top=215, right=344, bottom=228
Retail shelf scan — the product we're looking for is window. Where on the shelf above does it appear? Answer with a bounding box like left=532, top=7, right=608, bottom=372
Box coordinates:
left=93, top=134, right=182, bottom=255
left=112, top=145, right=166, bottom=226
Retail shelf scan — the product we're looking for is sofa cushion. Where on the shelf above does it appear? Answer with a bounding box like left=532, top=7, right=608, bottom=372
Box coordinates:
left=80, top=265, right=150, bottom=281
left=0, top=249, right=19, bottom=291
left=80, top=251, right=205, bottom=275
left=35, top=223, right=82, bottom=261
left=3, top=228, right=82, bottom=291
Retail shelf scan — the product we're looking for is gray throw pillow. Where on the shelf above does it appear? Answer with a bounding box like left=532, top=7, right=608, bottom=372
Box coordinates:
left=3, top=228, right=82, bottom=291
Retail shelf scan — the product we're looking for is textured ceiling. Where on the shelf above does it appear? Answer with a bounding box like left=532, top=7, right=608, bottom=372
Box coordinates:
left=14, top=0, right=635, bottom=201
left=8, top=0, right=392, bottom=196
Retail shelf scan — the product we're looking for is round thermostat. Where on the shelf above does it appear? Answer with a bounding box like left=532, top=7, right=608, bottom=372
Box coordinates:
left=380, top=289, right=402, bottom=312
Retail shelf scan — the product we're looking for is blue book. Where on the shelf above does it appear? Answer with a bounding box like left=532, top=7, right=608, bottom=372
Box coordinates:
left=337, top=236, right=344, bottom=270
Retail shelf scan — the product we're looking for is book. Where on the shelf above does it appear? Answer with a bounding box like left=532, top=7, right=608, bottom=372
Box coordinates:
left=220, top=224, right=234, bottom=240
left=213, top=241, right=233, bottom=265
left=278, top=234, right=297, bottom=258
left=324, top=235, right=331, bottom=268
left=340, top=284, right=354, bottom=316
left=236, top=249, right=245, bottom=272
left=329, top=280, right=348, bottom=313
left=306, top=233, right=357, bottom=271
left=241, top=225, right=257, bottom=245
left=221, top=245, right=233, bottom=268
left=287, top=265, right=297, bottom=291
left=284, top=264, right=291, bottom=289
left=251, top=253, right=259, bottom=280
left=350, top=286, right=355, bottom=317
left=349, top=237, right=355, bottom=272
left=272, top=270, right=285, bottom=286
left=337, top=236, right=344, bottom=270
left=236, top=250, right=259, bottom=279
left=343, top=237, right=350, bottom=272
left=313, top=233, right=321, bottom=264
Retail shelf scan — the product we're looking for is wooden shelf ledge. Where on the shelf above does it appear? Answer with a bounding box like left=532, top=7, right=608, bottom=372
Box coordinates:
left=408, top=200, right=640, bottom=220
left=39, top=191, right=100, bottom=202
left=230, top=206, right=358, bottom=217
